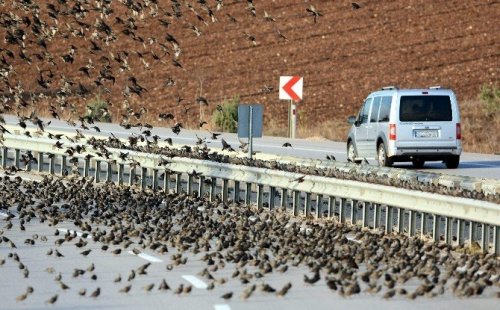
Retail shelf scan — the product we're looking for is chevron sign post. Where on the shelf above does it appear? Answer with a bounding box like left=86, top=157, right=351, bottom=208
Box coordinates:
left=279, top=76, right=303, bottom=138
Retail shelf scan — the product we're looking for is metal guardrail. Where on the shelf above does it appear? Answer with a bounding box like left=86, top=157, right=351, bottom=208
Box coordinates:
left=1, top=134, right=499, bottom=255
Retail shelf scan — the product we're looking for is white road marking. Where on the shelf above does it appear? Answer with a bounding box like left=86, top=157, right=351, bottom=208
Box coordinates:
left=127, top=251, right=163, bottom=263
left=214, top=305, right=231, bottom=310
left=182, top=275, right=208, bottom=289
left=462, top=162, right=499, bottom=167
left=57, top=228, right=91, bottom=239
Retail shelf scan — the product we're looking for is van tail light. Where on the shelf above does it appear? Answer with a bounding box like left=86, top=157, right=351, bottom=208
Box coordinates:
left=456, top=123, right=461, bottom=139
left=389, top=124, right=396, bottom=140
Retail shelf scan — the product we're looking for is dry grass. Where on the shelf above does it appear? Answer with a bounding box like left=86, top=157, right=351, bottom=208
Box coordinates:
left=263, top=99, right=499, bottom=154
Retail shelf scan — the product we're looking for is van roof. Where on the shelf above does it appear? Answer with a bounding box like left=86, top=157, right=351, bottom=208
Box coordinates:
left=368, top=88, right=456, bottom=97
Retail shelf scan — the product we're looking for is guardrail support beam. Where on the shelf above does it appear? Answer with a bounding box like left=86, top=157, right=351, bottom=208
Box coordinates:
left=187, top=175, right=193, bottom=195
left=456, top=219, right=464, bottom=246
left=433, top=215, right=440, bottom=242
left=94, top=160, right=101, bottom=183
left=152, top=169, right=158, bottom=191
left=304, top=192, right=311, bottom=217
left=198, top=176, right=204, bottom=197
left=316, top=194, right=322, bottom=218
left=129, top=166, right=136, bottom=186
left=408, top=210, right=416, bottom=237
left=361, top=202, right=368, bottom=228
left=469, top=222, right=477, bottom=247
left=444, top=217, right=452, bottom=244
left=60, top=155, right=67, bottom=176
left=481, top=224, right=488, bottom=253
left=493, top=226, right=500, bottom=256
left=1, top=147, right=7, bottom=168
left=327, top=196, right=334, bottom=218
left=37, top=152, right=43, bottom=172
left=163, top=171, right=170, bottom=193
left=49, top=155, right=55, bottom=175
left=256, top=184, right=263, bottom=209
left=292, top=191, right=299, bottom=216
left=234, top=181, right=240, bottom=203
left=175, top=173, right=182, bottom=194
left=280, top=189, right=287, bottom=208
left=385, top=206, right=393, bottom=234
left=106, top=162, right=113, bottom=182
left=14, top=149, right=20, bottom=169
left=222, top=179, right=229, bottom=202
left=83, top=158, right=90, bottom=177
left=420, top=212, right=428, bottom=238
left=118, top=164, right=124, bottom=185
left=245, top=183, right=252, bottom=205
left=210, top=177, right=217, bottom=201
left=339, top=198, right=346, bottom=223
left=397, top=208, right=404, bottom=233
left=268, top=186, right=275, bottom=210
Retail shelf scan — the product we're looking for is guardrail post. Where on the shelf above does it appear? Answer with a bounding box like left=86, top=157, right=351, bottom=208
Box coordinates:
left=49, top=155, right=55, bottom=175
left=118, top=164, right=124, bottom=185
left=339, top=198, right=346, bottom=223
left=198, top=176, right=204, bottom=197
left=245, top=183, right=252, bottom=205
left=316, top=194, right=322, bottom=218
left=456, top=219, right=464, bottom=246
left=280, top=188, right=287, bottom=208
left=408, top=210, right=416, bottom=237
left=163, top=171, right=170, bottom=193
left=292, top=191, right=299, bottom=216
left=187, top=175, right=193, bottom=195
left=14, top=149, right=20, bottom=168
left=141, top=167, right=147, bottom=190
left=433, top=215, right=440, bottom=242
left=385, top=206, right=393, bottom=233
left=26, top=155, right=31, bottom=171
left=493, top=226, right=500, bottom=256
left=175, top=173, right=182, bottom=194
left=420, top=212, right=428, bottom=238
left=361, top=202, right=368, bottom=228
left=469, top=221, right=477, bottom=247
left=397, top=208, right=404, bottom=233
left=106, top=162, right=112, bottom=182
left=83, top=157, right=90, bottom=177
left=222, top=179, right=229, bottom=202
left=304, top=193, right=311, bottom=216
left=350, top=200, right=358, bottom=225
left=37, top=152, right=43, bottom=172
left=210, top=177, right=217, bottom=201
left=61, top=155, right=67, bottom=176
left=1, top=147, right=7, bottom=168
left=129, top=166, right=136, bottom=186
left=373, top=203, right=380, bottom=230
left=257, top=184, right=263, bottom=209
left=152, top=169, right=158, bottom=191
left=94, top=160, right=101, bottom=183
left=268, top=186, right=275, bottom=210
left=481, top=224, right=488, bottom=253
left=327, top=196, right=334, bottom=218
left=234, top=181, right=240, bottom=202
left=444, top=217, right=452, bottom=244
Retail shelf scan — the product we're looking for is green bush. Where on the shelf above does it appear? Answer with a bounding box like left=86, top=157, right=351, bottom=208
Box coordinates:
left=212, top=96, right=239, bottom=133
left=479, top=84, right=500, bottom=115
left=86, top=94, right=112, bottom=122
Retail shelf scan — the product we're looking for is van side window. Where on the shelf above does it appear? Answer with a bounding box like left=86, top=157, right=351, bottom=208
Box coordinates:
left=370, top=97, right=381, bottom=123
left=358, top=98, right=372, bottom=124
left=378, top=96, right=392, bottom=122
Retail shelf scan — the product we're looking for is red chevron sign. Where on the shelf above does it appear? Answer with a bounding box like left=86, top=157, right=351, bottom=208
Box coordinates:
left=279, top=76, right=303, bottom=101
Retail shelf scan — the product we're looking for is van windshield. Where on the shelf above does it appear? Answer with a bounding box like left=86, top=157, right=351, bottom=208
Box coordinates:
left=399, top=95, right=452, bottom=122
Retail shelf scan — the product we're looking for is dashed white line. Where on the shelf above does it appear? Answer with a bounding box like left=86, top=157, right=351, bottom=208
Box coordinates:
left=182, top=275, right=208, bottom=289
left=57, top=228, right=91, bottom=239
left=214, top=305, right=231, bottom=310
left=127, top=251, right=163, bottom=263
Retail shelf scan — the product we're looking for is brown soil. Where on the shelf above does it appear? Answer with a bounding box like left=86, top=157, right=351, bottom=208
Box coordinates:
left=0, top=1, right=498, bottom=149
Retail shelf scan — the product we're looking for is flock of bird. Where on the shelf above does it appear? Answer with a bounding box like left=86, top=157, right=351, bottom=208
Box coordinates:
left=0, top=175, right=499, bottom=306
left=0, top=0, right=364, bottom=132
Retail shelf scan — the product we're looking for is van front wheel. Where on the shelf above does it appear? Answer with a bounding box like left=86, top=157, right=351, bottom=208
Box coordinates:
left=377, top=143, right=393, bottom=167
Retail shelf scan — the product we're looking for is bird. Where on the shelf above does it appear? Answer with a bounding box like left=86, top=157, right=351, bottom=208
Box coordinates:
left=304, top=271, right=321, bottom=284
left=221, top=139, right=235, bottom=152
left=326, top=155, right=336, bottom=161
left=352, top=2, right=362, bottom=10
left=119, top=285, right=132, bottom=293
left=46, top=294, right=58, bottom=304
left=282, top=142, right=292, bottom=148
left=78, top=288, right=86, bottom=296
left=306, top=5, right=323, bottom=23
left=90, top=287, right=100, bottom=298
left=291, top=175, right=306, bottom=183
left=158, top=279, right=170, bottom=291
left=80, top=249, right=91, bottom=256
left=276, top=282, right=292, bottom=297
left=144, top=283, right=155, bottom=292
left=221, top=292, right=233, bottom=300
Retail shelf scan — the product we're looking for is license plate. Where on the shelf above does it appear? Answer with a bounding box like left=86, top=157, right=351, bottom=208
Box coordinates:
left=415, top=130, right=438, bottom=138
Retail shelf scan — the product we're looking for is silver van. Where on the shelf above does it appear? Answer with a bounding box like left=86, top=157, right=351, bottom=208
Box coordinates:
left=346, top=86, right=462, bottom=168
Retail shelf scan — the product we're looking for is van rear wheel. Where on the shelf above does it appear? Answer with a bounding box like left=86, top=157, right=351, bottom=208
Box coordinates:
left=412, top=158, right=425, bottom=168
left=347, top=141, right=360, bottom=164
left=444, top=155, right=460, bottom=169
left=377, top=143, right=393, bottom=167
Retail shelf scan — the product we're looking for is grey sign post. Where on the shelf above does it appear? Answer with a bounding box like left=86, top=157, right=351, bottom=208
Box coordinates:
left=238, top=104, right=263, bottom=160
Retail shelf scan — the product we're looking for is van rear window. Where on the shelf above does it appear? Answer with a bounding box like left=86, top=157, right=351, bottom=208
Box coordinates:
left=399, top=96, right=452, bottom=122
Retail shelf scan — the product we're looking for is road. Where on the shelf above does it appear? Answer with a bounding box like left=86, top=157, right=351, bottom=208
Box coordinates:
left=1, top=172, right=498, bottom=310
left=3, top=115, right=500, bottom=179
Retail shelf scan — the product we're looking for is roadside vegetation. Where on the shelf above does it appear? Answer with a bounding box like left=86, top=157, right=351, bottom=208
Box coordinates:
left=212, top=95, right=239, bottom=133
left=86, top=94, right=112, bottom=123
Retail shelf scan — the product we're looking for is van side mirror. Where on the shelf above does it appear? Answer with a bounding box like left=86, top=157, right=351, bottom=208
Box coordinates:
left=347, top=116, right=357, bottom=125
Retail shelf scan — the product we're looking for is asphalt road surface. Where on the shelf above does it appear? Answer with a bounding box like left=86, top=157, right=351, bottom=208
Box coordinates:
left=3, top=115, right=500, bottom=179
